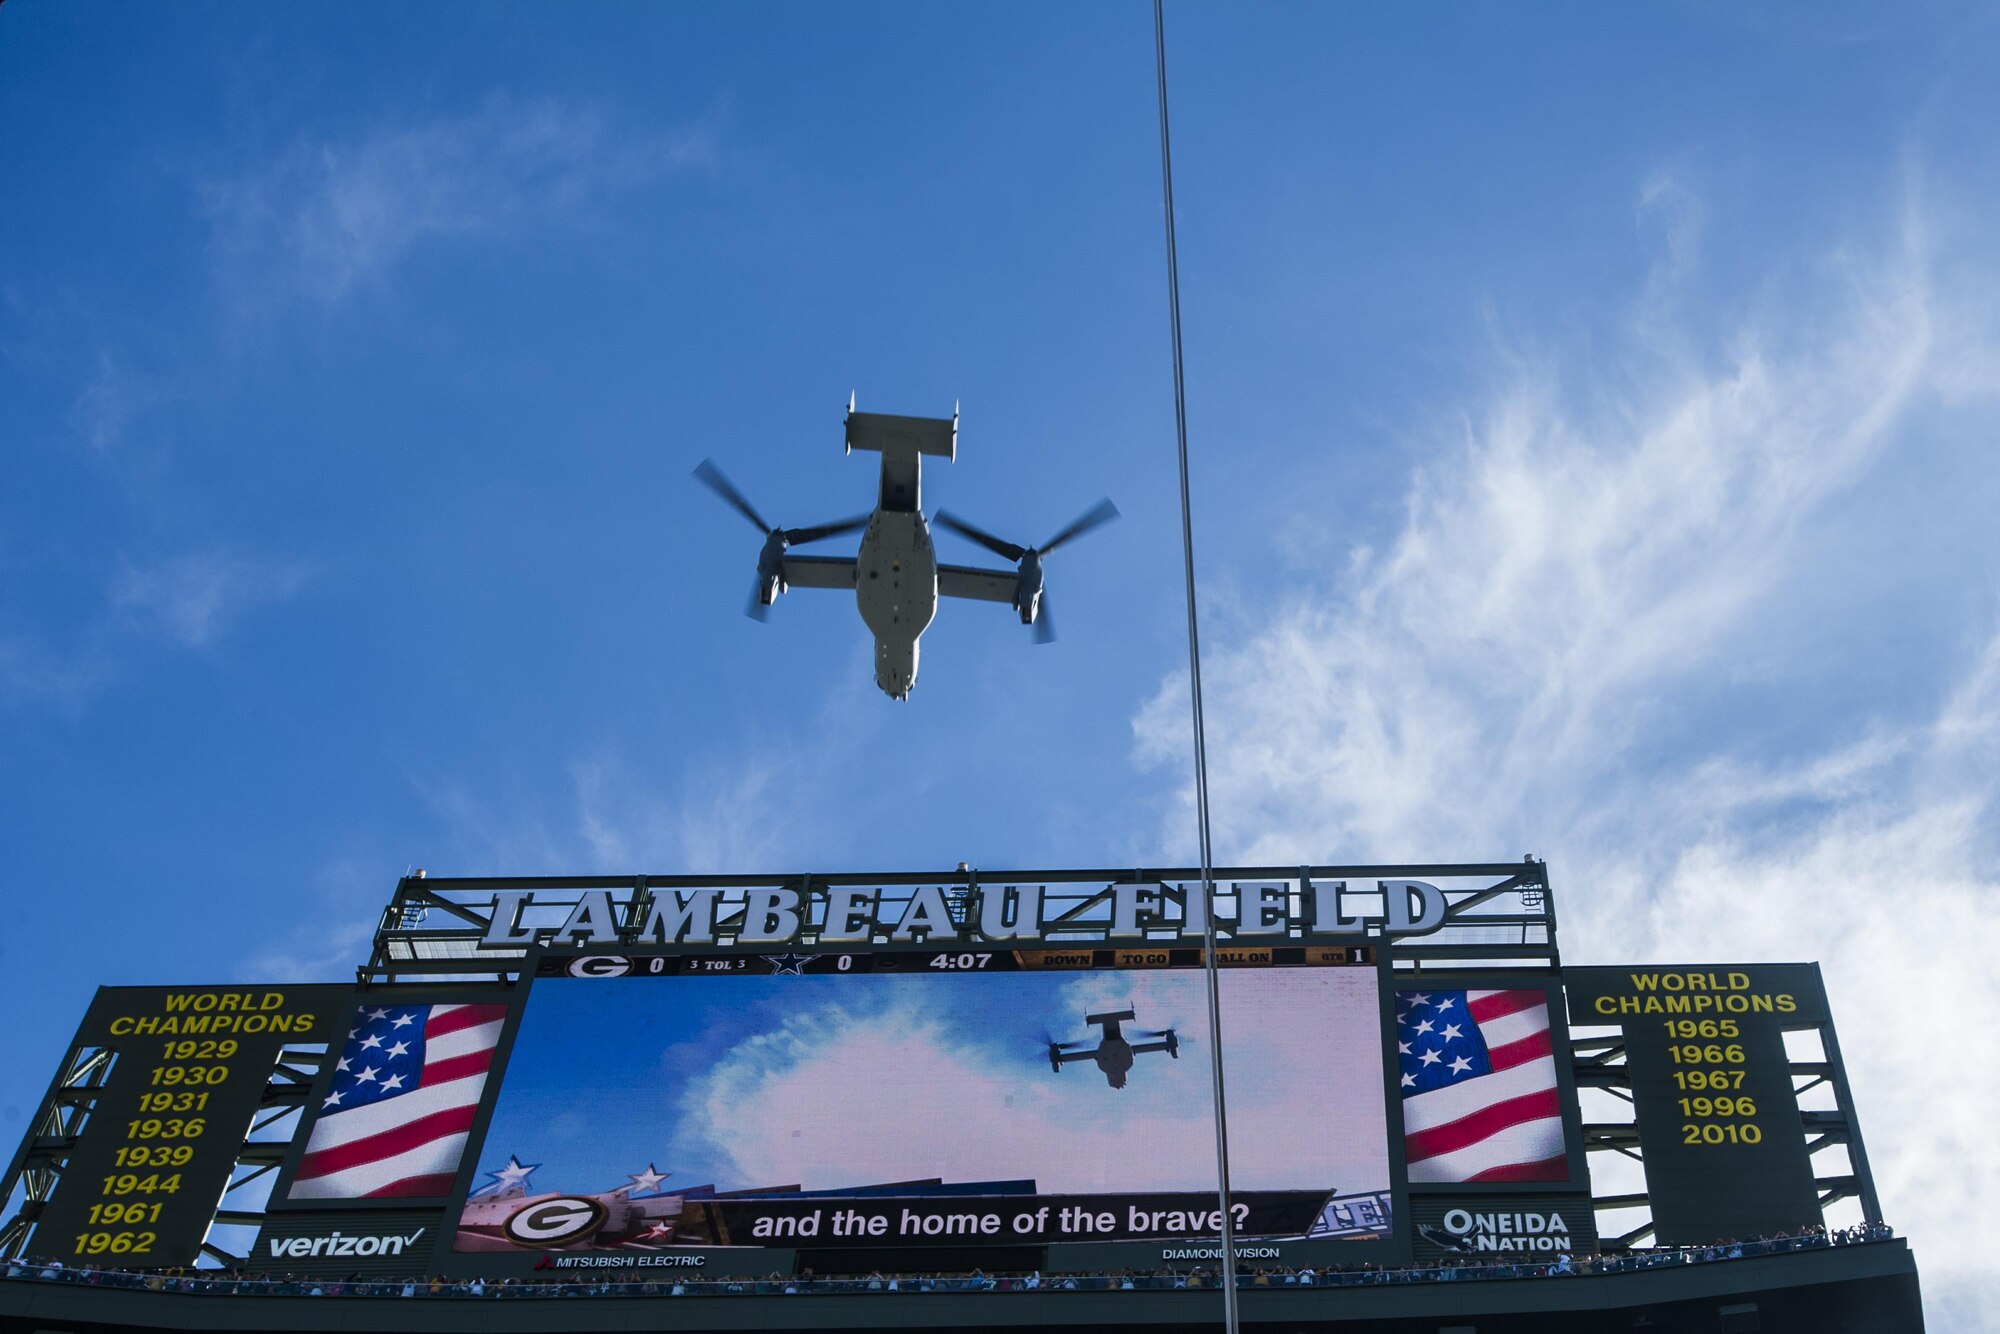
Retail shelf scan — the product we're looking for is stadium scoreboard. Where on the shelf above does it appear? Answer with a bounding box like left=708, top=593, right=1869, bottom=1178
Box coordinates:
left=0, top=865, right=1881, bottom=1279
left=20, top=987, right=347, bottom=1269
left=1565, top=964, right=1831, bottom=1245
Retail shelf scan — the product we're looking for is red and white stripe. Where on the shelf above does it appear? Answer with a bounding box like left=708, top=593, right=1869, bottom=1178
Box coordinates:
left=1404, top=990, right=1566, bottom=1183
left=289, top=1004, right=507, bottom=1200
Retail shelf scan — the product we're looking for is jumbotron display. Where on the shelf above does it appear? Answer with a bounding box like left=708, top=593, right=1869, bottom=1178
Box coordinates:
left=458, top=950, right=1391, bottom=1253
left=0, top=866, right=1884, bottom=1284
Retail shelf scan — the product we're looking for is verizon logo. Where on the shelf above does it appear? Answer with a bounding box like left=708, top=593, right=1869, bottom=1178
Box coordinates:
left=267, top=1228, right=426, bottom=1259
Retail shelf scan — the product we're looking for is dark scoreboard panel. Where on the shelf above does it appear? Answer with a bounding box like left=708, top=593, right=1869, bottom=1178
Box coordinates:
left=534, top=943, right=1374, bottom=979
left=32, top=986, right=351, bottom=1268
left=1565, top=965, right=1830, bottom=1245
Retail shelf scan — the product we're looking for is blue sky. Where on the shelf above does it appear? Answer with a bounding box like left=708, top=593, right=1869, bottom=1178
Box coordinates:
left=3, top=2, right=1997, bottom=1322
left=473, top=968, right=1386, bottom=1201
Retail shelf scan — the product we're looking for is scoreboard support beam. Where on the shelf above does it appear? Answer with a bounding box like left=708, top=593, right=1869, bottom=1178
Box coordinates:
left=0, top=1043, right=114, bottom=1260
left=1813, top=983, right=1883, bottom=1225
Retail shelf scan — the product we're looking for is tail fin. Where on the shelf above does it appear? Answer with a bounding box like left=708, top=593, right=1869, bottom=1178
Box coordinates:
left=844, top=406, right=957, bottom=461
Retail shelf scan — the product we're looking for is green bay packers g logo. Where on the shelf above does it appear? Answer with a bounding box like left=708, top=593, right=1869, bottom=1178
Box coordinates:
left=502, top=1196, right=608, bottom=1247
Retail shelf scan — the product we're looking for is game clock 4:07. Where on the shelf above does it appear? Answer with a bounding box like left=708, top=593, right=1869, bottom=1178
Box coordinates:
left=926, top=952, right=995, bottom=971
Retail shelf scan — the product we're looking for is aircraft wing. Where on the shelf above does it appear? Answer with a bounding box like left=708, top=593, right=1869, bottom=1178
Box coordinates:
left=1128, top=1039, right=1175, bottom=1056
left=937, top=564, right=1017, bottom=604
left=1052, top=1047, right=1097, bottom=1067
left=781, top=556, right=858, bottom=590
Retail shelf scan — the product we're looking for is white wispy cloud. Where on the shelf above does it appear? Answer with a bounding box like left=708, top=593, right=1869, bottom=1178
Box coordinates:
left=1133, top=180, right=1999, bottom=1325
left=201, top=96, right=716, bottom=303
left=240, top=859, right=386, bottom=983
left=414, top=719, right=870, bottom=881
left=66, top=351, right=178, bottom=454
left=1, top=545, right=303, bottom=709
left=409, top=666, right=888, bottom=878
left=573, top=752, right=794, bottom=875
left=0, top=630, right=112, bottom=710
left=112, top=549, right=309, bottom=647
left=1139, top=210, right=1937, bottom=859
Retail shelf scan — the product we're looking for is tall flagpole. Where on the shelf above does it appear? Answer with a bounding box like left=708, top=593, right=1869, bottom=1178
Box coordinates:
left=1151, top=4, right=1240, bottom=1330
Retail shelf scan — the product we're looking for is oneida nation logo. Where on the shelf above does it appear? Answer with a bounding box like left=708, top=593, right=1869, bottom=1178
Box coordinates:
left=1420, top=1209, right=1573, bottom=1253
left=267, top=1227, right=427, bottom=1259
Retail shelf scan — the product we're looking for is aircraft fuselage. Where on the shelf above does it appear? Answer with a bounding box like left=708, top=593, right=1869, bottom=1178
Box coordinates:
left=856, top=509, right=938, bottom=700
left=1094, top=1037, right=1135, bottom=1089
left=843, top=405, right=958, bottom=700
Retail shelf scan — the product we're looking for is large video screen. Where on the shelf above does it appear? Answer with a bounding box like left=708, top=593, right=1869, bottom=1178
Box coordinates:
left=455, top=951, right=1391, bottom=1253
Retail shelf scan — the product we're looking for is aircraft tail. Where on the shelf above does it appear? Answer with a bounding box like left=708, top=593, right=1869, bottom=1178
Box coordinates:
left=844, top=400, right=957, bottom=461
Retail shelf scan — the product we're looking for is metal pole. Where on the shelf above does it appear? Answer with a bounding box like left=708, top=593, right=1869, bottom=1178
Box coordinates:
left=1151, top=4, right=1240, bottom=1328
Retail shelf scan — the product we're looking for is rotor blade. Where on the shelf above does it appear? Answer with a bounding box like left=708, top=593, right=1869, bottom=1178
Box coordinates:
left=1039, top=498, right=1119, bottom=555
left=1034, top=597, right=1055, bottom=645
left=694, top=459, right=773, bottom=535
left=934, top=510, right=1026, bottom=563
left=745, top=587, right=770, bottom=622
left=782, top=515, right=870, bottom=546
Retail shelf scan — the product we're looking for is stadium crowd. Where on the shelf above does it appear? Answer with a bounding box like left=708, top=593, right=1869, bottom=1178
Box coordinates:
left=0, top=1222, right=1893, bottom=1299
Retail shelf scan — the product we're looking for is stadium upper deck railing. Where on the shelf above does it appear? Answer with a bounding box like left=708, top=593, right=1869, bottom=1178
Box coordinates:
left=0, top=1226, right=1898, bottom=1301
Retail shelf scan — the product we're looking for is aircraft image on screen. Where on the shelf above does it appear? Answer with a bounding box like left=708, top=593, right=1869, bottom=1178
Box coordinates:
left=457, top=962, right=1397, bottom=1256
left=694, top=396, right=1117, bottom=698
left=1047, top=1008, right=1180, bottom=1089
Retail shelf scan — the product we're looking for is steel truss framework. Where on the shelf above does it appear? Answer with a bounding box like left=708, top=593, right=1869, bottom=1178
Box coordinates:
left=0, top=1039, right=327, bottom=1266
left=1572, top=1015, right=1883, bottom=1247
left=0, top=858, right=1881, bottom=1266
left=365, top=859, right=1559, bottom=978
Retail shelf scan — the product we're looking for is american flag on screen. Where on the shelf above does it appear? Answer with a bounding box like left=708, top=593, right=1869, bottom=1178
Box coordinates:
left=1397, top=989, right=1567, bottom=1183
left=288, top=1003, right=508, bottom=1200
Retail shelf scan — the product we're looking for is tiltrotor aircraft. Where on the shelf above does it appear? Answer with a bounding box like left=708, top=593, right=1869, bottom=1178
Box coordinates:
left=694, top=398, right=1117, bottom=699
left=1047, top=1009, right=1181, bottom=1089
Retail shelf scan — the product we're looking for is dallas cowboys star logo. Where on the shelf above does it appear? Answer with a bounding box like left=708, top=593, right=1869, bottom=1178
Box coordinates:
left=625, top=1164, right=669, bottom=1195
left=764, top=953, right=813, bottom=975
left=477, top=1155, right=540, bottom=1197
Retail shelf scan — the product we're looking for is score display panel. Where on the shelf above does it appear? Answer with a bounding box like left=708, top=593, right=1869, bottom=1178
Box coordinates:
left=25, top=986, right=350, bottom=1269
left=450, top=943, right=1401, bottom=1267
left=1565, top=965, right=1830, bottom=1245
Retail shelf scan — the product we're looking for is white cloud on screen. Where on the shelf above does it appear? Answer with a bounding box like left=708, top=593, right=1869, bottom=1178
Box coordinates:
left=1131, top=180, right=2000, bottom=1325
left=668, top=970, right=1389, bottom=1198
